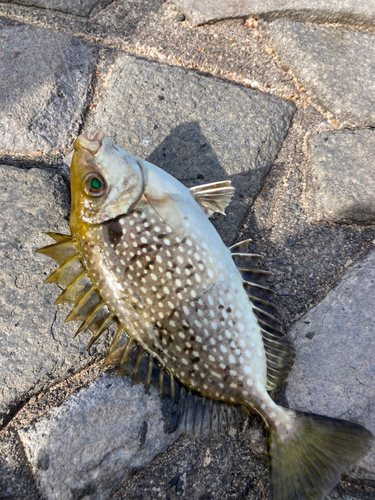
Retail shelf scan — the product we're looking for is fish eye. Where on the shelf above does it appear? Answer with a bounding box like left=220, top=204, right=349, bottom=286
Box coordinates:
left=83, top=173, right=106, bottom=197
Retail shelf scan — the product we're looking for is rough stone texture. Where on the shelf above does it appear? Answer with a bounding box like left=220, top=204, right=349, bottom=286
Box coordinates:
left=285, top=249, right=375, bottom=480
left=306, top=129, right=375, bottom=225
left=114, top=415, right=269, bottom=500
left=264, top=19, right=375, bottom=127
left=0, top=165, right=110, bottom=428
left=0, top=428, right=41, bottom=499
left=2, top=0, right=113, bottom=17
left=171, top=0, right=375, bottom=27
left=19, top=372, right=183, bottom=500
left=84, top=54, right=295, bottom=245
left=0, top=24, right=95, bottom=161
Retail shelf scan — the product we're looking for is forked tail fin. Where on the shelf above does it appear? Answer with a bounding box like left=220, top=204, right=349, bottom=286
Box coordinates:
left=268, top=410, right=373, bottom=500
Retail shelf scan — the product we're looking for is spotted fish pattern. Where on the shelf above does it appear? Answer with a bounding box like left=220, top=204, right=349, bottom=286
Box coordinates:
left=38, top=133, right=373, bottom=500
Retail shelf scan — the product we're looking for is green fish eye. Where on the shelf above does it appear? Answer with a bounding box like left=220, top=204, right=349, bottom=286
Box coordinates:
left=90, top=177, right=101, bottom=190
left=84, top=173, right=105, bottom=197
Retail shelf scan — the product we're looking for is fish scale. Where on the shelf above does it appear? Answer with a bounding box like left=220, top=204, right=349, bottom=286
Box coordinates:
left=37, top=132, right=373, bottom=500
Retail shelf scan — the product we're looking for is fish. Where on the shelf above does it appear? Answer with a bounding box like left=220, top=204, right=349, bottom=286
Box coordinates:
left=37, top=131, right=373, bottom=500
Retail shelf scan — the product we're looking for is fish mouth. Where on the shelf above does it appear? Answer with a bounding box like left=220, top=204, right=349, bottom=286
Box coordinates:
left=74, top=132, right=105, bottom=156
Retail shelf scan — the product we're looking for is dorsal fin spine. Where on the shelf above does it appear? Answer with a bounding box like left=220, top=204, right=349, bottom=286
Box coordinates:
left=200, top=398, right=206, bottom=438
left=66, top=285, right=96, bottom=324
left=170, top=375, right=175, bottom=403
left=132, top=347, right=144, bottom=386
left=118, top=337, right=133, bottom=374
left=76, top=302, right=106, bottom=335
left=44, top=254, right=80, bottom=284
left=145, top=358, right=153, bottom=394
left=208, top=399, right=214, bottom=438
left=87, top=312, right=115, bottom=349
left=184, top=392, right=191, bottom=435
left=159, top=368, right=165, bottom=398
left=54, top=270, right=87, bottom=305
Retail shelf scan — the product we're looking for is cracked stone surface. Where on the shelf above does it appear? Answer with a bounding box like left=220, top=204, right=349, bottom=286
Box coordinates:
left=2, top=0, right=113, bottom=17
left=0, top=24, right=95, bottom=162
left=0, top=165, right=110, bottom=429
left=19, top=372, right=183, bottom=500
left=171, top=0, right=375, bottom=27
left=84, top=54, right=295, bottom=245
left=285, top=249, right=375, bottom=480
left=264, top=19, right=375, bottom=127
left=305, top=129, right=375, bottom=224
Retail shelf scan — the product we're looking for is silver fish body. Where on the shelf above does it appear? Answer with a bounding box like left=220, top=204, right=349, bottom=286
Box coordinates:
left=38, top=133, right=373, bottom=500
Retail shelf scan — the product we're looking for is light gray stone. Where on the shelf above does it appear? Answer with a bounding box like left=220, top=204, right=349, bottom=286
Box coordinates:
left=84, top=54, right=295, bottom=245
left=264, top=19, right=375, bottom=127
left=19, top=372, right=183, bottom=500
left=171, top=0, right=375, bottom=27
left=0, top=165, right=110, bottom=428
left=285, top=249, right=375, bottom=480
left=0, top=25, right=95, bottom=161
left=306, top=129, right=375, bottom=224
left=2, top=0, right=113, bottom=17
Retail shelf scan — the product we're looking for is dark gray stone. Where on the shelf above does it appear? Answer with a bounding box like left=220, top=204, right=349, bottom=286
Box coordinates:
left=0, top=165, right=110, bottom=428
left=114, top=415, right=269, bottom=500
left=306, top=129, right=375, bottom=224
left=285, top=250, right=375, bottom=480
left=171, top=0, right=375, bottom=26
left=19, top=373, right=183, bottom=500
left=2, top=0, right=113, bottom=17
left=84, top=54, right=295, bottom=245
left=0, top=24, right=95, bottom=161
left=0, top=428, right=40, bottom=500
left=264, top=19, right=375, bottom=127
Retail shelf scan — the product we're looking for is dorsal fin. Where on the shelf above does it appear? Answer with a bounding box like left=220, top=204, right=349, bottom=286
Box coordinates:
left=229, top=240, right=295, bottom=391
left=104, top=328, right=248, bottom=437
left=190, top=180, right=234, bottom=217
left=37, top=234, right=116, bottom=346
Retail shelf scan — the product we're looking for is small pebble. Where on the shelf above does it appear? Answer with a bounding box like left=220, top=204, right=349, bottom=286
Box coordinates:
left=175, top=13, right=186, bottom=21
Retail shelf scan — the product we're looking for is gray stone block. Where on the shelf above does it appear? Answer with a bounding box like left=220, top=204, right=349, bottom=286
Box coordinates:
left=0, top=165, right=109, bottom=428
left=2, top=0, right=113, bottom=17
left=84, top=54, right=295, bottom=245
left=264, top=19, right=375, bottom=127
left=19, top=372, right=183, bottom=500
left=306, top=129, right=375, bottom=224
left=171, top=0, right=375, bottom=27
left=0, top=24, right=95, bottom=161
left=285, top=250, right=375, bottom=480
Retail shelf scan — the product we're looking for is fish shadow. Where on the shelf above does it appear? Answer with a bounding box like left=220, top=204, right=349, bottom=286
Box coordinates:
left=146, top=121, right=251, bottom=245
left=146, top=121, right=227, bottom=186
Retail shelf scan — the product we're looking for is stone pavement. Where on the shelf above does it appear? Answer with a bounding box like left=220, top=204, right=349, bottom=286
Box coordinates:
left=0, top=1, right=374, bottom=499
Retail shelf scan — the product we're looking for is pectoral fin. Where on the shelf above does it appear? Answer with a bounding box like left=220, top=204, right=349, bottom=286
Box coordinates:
left=190, top=180, right=234, bottom=217
left=145, top=192, right=184, bottom=239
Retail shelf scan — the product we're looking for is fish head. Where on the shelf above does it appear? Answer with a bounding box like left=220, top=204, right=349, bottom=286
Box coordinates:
left=69, top=132, right=144, bottom=232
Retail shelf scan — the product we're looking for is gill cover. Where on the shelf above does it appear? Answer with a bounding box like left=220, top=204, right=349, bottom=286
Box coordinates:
left=70, top=134, right=144, bottom=229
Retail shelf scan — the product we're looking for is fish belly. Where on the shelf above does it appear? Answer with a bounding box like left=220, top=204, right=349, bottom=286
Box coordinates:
left=78, top=200, right=268, bottom=406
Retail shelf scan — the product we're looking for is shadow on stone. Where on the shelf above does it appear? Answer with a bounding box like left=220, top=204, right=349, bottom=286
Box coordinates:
left=146, top=121, right=264, bottom=245
left=146, top=121, right=227, bottom=184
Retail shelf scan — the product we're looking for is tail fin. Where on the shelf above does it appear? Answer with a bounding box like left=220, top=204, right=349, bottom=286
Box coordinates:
left=268, top=410, right=373, bottom=500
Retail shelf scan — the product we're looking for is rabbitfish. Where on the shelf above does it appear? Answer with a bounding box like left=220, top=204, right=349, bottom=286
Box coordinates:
left=38, top=132, right=373, bottom=500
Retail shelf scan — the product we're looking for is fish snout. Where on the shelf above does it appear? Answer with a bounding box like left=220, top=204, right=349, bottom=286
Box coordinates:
left=74, top=132, right=105, bottom=155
